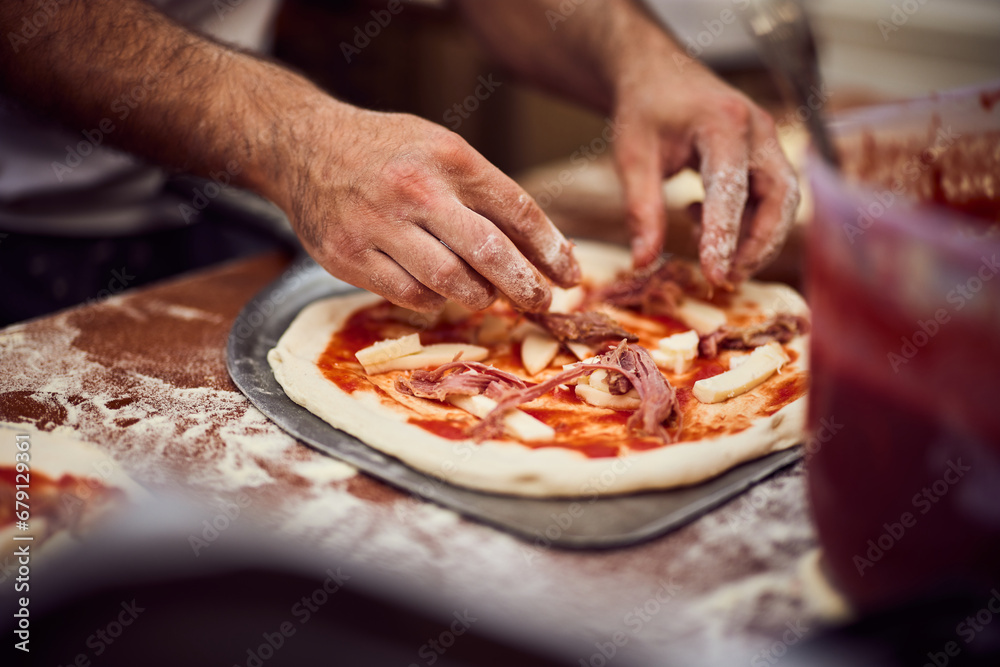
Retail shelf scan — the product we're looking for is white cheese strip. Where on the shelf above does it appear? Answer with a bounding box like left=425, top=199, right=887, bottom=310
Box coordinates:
left=511, top=320, right=547, bottom=341
left=548, top=286, right=585, bottom=313
left=575, top=384, right=641, bottom=410
left=728, top=353, right=750, bottom=370
left=676, top=299, right=727, bottom=335
left=692, top=342, right=789, bottom=404
left=560, top=356, right=598, bottom=385
left=578, top=369, right=641, bottom=409
left=448, top=394, right=555, bottom=442
left=521, top=332, right=560, bottom=375
left=566, top=341, right=592, bottom=361
left=653, top=329, right=699, bottom=374
left=355, top=333, right=423, bottom=374
left=364, top=343, right=488, bottom=375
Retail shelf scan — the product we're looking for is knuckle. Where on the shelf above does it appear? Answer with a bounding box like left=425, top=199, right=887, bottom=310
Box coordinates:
left=472, top=231, right=507, bottom=265
left=386, top=159, right=439, bottom=212
left=470, top=287, right=497, bottom=311
left=395, top=279, right=441, bottom=312
left=431, top=129, right=474, bottom=166
left=507, top=192, right=541, bottom=231
left=754, top=110, right=778, bottom=136
left=322, top=226, right=367, bottom=264
left=428, top=254, right=464, bottom=289
left=715, top=96, right=751, bottom=128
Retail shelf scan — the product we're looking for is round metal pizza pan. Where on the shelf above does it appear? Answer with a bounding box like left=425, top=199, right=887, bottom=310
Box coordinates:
left=226, top=254, right=803, bottom=549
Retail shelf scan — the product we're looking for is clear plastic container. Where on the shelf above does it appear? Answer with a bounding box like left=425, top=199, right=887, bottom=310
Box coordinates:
left=805, top=82, right=1000, bottom=610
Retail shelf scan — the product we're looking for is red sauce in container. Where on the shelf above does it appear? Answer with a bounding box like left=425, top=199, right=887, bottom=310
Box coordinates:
left=805, top=91, right=1000, bottom=609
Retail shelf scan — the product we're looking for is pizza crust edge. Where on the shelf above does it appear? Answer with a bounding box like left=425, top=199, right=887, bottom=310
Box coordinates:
left=267, top=241, right=808, bottom=498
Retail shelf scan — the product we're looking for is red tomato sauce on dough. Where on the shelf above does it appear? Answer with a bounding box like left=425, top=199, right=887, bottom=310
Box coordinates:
left=317, top=301, right=804, bottom=459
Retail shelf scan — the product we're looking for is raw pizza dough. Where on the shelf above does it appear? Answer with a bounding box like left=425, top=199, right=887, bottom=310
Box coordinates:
left=268, top=241, right=809, bottom=498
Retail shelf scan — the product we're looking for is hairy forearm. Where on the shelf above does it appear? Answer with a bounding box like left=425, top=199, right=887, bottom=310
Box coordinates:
left=453, top=0, right=686, bottom=114
left=0, top=0, right=334, bottom=213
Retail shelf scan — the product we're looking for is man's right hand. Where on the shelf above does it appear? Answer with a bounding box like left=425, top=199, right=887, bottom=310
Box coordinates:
left=279, top=105, right=580, bottom=313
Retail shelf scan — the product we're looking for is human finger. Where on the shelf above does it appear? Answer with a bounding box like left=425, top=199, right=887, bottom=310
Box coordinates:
left=728, top=114, right=799, bottom=282
left=420, top=198, right=554, bottom=313
left=378, top=224, right=497, bottom=311
left=695, top=107, right=751, bottom=287
left=455, top=154, right=580, bottom=289
left=614, top=120, right=667, bottom=267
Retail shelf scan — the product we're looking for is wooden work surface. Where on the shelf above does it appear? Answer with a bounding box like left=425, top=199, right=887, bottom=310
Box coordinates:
left=0, top=252, right=844, bottom=665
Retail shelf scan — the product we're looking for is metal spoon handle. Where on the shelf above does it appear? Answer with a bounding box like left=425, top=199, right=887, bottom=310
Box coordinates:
left=743, top=0, right=840, bottom=167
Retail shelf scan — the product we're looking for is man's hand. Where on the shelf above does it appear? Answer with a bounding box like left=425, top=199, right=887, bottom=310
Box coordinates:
left=285, top=106, right=579, bottom=313
left=612, top=64, right=799, bottom=286
left=455, top=0, right=799, bottom=287
left=0, top=0, right=578, bottom=313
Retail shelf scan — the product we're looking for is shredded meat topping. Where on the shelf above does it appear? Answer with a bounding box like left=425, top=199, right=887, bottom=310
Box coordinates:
left=527, top=311, right=638, bottom=345
left=395, top=361, right=527, bottom=401
left=698, top=314, right=810, bottom=359
left=593, top=259, right=706, bottom=316
left=472, top=340, right=677, bottom=443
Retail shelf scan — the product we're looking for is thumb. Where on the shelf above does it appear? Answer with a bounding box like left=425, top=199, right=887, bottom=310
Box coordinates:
left=614, top=124, right=666, bottom=267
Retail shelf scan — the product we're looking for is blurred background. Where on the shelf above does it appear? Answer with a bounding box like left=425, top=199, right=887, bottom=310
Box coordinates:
left=271, top=0, right=1000, bottom=176
left=2, top=0, right=998, bottom=323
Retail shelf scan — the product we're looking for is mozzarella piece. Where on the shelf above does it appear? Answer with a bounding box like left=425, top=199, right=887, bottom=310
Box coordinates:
left=676, top=299, right=727, bottom=335
left=588, top=369, right=614, bottom=393
left=363, top=343, right=488, bottom=374
left=575, top=384, right=641, bottom=410
left=652, top=329, right=699, bottom=374
left=692, top=342, right=790, bottom=404
left=448, top=394, right=555, bottom=442
left=566, top=341, right=592, bottom=361
left=355, top=333, right=423, bottom=374
left=560, top=356, right=598, bottom=385
left=729, top=353, right=750, bottom=370
left=511, top=320, right=547, bottom=341
left=577, top=369, right=641, bottom=410
left=521, top=332, right=560, bottom=375
left=548, top=286, right=585, bottom=313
